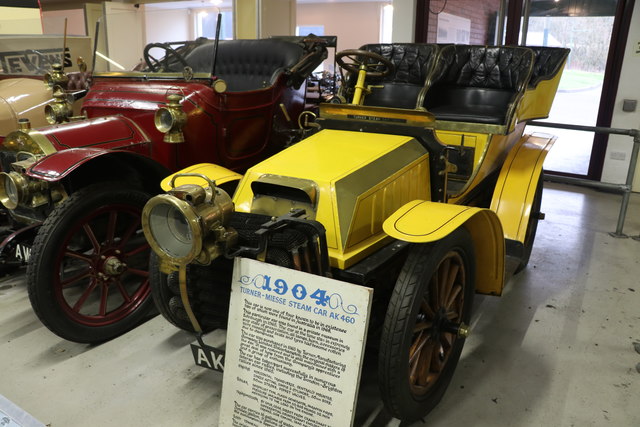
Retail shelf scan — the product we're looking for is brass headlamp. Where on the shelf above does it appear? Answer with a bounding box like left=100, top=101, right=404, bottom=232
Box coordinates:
left=0, top=156, right=60, bottom=210
left=155, top=94, right=187, bottom=143
left=0, top=171, right=29, bottom=209
left=44, top=86, right=73, bottom=125
left=43, top=63, right=68, bottom=89
left=142, top=173, right=236, bottom=267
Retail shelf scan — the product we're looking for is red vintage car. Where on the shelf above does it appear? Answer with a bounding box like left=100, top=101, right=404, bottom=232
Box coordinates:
left=0, top=36, right=327, bottom=343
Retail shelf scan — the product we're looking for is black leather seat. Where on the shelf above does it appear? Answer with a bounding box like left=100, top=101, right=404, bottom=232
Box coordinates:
left=344, top=43, right=438, bottom=109
left=185, top=39, right=305, bottom=92
left=527, top=46, right=570, bottom=88
left=424, top=45, right=534, bottom=125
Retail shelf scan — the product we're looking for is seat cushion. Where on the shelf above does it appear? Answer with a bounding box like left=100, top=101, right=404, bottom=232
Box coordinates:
left=185, top=39, right=304, bottom=91
left=426, top=85, right=514, bottom=124
left=343, top=43, right=437, bottom=108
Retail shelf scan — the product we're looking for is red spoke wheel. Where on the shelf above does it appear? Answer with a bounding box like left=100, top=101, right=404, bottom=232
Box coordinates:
left=27, top=183, right=155, bottom=343
left=378, top=228, right=475, bottom=422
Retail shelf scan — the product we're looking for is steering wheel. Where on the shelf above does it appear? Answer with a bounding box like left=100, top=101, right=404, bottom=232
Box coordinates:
left=143, top=43, right=189, bottom=72
left=335, top=49, right=393, bottom=78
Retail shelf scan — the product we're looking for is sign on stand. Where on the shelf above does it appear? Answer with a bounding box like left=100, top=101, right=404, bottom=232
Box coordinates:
left=219, top=258, right=373, bottom=427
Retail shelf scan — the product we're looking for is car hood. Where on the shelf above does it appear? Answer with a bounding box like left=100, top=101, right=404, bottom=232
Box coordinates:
left=0, top=78, right=52, bottom=136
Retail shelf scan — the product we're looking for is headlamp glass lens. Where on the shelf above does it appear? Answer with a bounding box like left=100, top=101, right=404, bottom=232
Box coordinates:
left=155, top=109, right=174, bottom=133
left=149, top=202, right=193, bottom=259
left=4, top=174, right=19, bottom=204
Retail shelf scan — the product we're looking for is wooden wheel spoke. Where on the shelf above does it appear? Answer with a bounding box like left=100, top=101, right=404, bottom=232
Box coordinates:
left=416, top=342, right=434, bottom=386
left=125, top=242, right=150, bottom=258
left=413, top=321, right=433, bottom=333
left=64, top=249, right=92, bottom=263
left=61, top=269, right=92, bottom=288
left=430, top=273, right=439, bottom=308
left=71, top=279, right=98, bottom=312
left=99, top=282, right=109, bottom=316
left=125, top=268, right=150, bottom=278
left=440, top=332, right=454, bottom=353
left=446, top=309, right=459, bottom=321
left=420, top=297, right=436, bottom=318
left=105, top=211, right=118, bottom=245
left=446, top=284, right=463, bottom=311
left=82, top=223, right=101, bottom=252
left=442, top=263, right=460, bottom=306
left=114, top=279, right=133, bottom=303
left=409, top=331, right=428, bottom=363
left=119, top=218, right=141, bottom=248
left=438, top=257, right=451, bottom=306
left=431, top=341, right=444, bottom=373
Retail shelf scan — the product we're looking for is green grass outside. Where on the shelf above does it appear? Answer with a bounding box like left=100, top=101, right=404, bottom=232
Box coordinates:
left=558, top=69, right=604, bottom=91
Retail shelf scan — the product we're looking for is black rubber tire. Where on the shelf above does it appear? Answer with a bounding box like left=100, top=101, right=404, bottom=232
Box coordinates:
left=378, top=228, right=476, bottom=422
left=27, top=183, right=155, bottom=343
left=149, top=253, right=195, bottom=332
left=515, top=172, right=544, bottom=274
left=150, top=253, right=232, bottom=333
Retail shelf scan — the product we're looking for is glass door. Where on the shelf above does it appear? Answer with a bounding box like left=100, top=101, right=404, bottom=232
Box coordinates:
left=522, top=0, right=620, bottom=178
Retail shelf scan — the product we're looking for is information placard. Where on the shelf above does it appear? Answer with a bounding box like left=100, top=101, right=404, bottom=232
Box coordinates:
left=219, top=258, right=373, bottom=427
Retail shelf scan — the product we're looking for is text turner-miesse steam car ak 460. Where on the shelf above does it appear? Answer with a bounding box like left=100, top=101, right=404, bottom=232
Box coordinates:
left=142, top=43, right=569, bottom=421
left=0, top=36, right=328, bottom=343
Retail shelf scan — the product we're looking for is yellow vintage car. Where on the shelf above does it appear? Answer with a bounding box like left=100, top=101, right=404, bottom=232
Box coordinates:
left=141, top=43, right=569, bottom=421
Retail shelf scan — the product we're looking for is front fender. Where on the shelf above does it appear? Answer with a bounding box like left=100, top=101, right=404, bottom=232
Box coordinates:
left=26, top=147, right=156, bottom=182
left=160, top=163, right=243, bottom=191
left=383, top=200, right=505, bottom=295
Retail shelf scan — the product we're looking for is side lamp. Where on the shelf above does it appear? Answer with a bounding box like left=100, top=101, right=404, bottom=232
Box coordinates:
left=155, top=94, right=187, bottom=143
left=43, top=63, right=68, bottom=89
left=44, top=86, right=72, bottom=125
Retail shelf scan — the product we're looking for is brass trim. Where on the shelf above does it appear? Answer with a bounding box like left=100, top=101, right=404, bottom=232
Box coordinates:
left=142, top=194, right=203, bottom=265
left=432, top=120, right=507, bottom=135
left=2, top=129, right=57, bottom=156
left=320, top=103, right=436, bottom=127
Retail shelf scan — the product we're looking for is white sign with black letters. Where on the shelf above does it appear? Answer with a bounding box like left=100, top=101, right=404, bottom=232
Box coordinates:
left=219, top=258, right=373, bottom=427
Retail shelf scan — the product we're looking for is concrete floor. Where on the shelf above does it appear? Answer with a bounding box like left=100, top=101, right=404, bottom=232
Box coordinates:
left=0, top=182, right=639, bottom=427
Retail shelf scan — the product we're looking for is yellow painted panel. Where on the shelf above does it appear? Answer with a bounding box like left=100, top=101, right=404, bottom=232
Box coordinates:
left=241, top=130, right=413, bottom=183
left=518, top=61, right=567, bottom=121
left=346, top=156, right=429, bottom=249
left=490, top=132, right=556, bottom=242
left=447, top=123, right=525, bottom=203
left=160, top=163, right=242, bottom=191
left=383, top=200, right=505, bottom=295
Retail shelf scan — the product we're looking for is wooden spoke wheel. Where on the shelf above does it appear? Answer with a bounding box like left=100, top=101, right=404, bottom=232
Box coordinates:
left=378, top=228, right=475, bottom=422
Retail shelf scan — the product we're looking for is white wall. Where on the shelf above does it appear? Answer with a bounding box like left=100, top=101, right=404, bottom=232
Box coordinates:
left=601, top=1, right=640, bottom=191
left=0, top=7, right=42, bottom=35
left=297, top=2, right=383, bottom=51
left=391, top=0, right=415, bottom=42
left=42, top=9, right=86, bottom=36
left=144, top=8, right=191, bottom=44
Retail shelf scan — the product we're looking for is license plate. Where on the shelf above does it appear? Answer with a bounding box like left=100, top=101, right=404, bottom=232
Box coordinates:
left=14, top=244, right=31, bottom=262
left=190, top=342, right=225, bottom=372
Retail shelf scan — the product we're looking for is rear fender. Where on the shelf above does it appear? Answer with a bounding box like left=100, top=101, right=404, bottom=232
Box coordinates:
left=160, top=163, right=243, bottom=192
left=490, top=132, right=556, bottom=243
left=383, top=200, right=505, bottom=295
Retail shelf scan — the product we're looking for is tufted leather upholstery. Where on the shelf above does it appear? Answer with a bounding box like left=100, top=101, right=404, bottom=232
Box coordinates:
left=424, top=45, right=534, bottom=125
left=184, top=39, right=304, bottom=92
left=344, top=43, right=438, bottom=109
left=527, top=46, right=570, bottom=87
left=66, top=71, right=90, bottom=91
